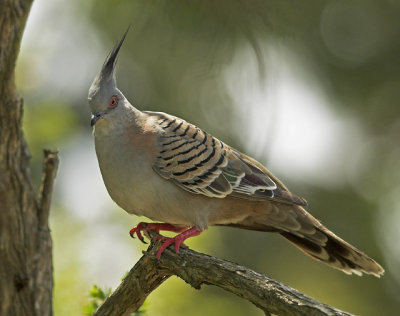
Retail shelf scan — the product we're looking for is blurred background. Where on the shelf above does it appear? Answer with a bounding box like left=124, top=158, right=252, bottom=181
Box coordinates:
left=17, top=0, right=400, bottom=315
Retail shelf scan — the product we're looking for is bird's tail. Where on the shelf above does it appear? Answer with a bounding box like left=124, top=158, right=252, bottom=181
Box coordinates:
left=223, top=204, right=384, bottom=277
left=279, top=224, right=384, bottom=277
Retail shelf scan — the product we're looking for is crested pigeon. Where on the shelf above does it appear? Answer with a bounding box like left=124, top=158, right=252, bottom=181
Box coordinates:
left=88, top=30, right=384, bottom=277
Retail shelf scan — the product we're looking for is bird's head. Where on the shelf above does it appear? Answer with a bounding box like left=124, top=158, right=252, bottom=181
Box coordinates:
left=88, top=28, right=129, bottom=127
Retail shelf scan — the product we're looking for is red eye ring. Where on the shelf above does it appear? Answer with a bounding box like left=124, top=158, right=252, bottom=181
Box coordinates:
left=109, top=95, right=119, bottom=109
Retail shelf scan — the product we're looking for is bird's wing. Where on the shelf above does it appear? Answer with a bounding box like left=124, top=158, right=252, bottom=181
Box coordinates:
left=150, top=112, right=307, bottom=206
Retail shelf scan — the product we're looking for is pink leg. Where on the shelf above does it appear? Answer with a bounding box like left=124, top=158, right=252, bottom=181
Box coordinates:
left=156, top=227, right=203, bottom=259
left=129, top=222, right=188, bottom=243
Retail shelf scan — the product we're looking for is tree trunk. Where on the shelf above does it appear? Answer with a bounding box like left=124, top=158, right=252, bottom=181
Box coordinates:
left=0, top=1, right=58, bottom=315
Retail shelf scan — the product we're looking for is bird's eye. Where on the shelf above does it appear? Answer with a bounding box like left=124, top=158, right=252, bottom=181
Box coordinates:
left=108, top=95, right=119, bottom=109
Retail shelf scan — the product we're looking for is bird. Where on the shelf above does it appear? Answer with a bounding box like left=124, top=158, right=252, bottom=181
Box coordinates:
left=88, top=29, right=384, bottom=277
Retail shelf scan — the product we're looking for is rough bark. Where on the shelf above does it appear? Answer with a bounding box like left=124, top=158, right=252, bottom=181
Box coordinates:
left=0, top=1, right=58, bottom=315
left=94, top=235, right=353, bottom=316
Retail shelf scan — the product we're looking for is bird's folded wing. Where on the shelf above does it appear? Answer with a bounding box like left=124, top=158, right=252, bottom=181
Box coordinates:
left=150, top=112, right=306, bottom=206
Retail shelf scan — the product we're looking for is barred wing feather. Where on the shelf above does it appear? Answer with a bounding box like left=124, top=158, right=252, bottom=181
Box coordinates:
left=150, top=112, right=306, bottom=206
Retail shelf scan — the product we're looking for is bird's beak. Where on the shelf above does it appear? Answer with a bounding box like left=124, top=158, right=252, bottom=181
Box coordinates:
left=99, top=26, right=130, bottom=83
left=91, top=111, right=104, bottom=126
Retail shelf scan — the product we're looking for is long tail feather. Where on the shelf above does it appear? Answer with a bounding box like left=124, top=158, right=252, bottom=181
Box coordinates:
left=221, top=204, right=384, bottom=277
left=280, top=226, right=384, bottom=277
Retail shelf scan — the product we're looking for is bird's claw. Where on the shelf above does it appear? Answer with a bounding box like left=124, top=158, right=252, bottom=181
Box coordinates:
left=129, top=223, right=148, bottom=243
left=129, top=223, right=202, bottom=259
left=154, top=227, right=202, bottom=259
left=129, top=222, right=188, bottom=244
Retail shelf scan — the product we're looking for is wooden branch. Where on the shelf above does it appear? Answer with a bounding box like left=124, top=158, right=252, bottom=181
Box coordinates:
left=33, top=149, right=59, bottom=315
left=93, top=246, right=171, bottom=316
left=94, top=235, right=353, bottom=316
left=38, top=149, right=60, bottom=227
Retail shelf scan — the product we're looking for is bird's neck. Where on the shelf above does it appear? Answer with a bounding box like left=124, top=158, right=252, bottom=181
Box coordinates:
left=94, top=102, right=141, bottom=137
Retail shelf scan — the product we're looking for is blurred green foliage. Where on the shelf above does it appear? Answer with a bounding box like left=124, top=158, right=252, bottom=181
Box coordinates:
left=84, top=284, right=147, bottom=315
left=23, top=100, right=81, bottom=182
left=16, top=0, right=400, bottom=315
left=84, top=285, right=112, bottom=315
left=24, top=101, right=79, bottom=149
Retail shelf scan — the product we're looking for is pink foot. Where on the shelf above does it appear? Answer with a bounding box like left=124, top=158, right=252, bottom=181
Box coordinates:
left=152, top=234, right=189, bottom=249
left=129, top=222, right=188, bottom=244
left=155, top=227, right=203, bottom=259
